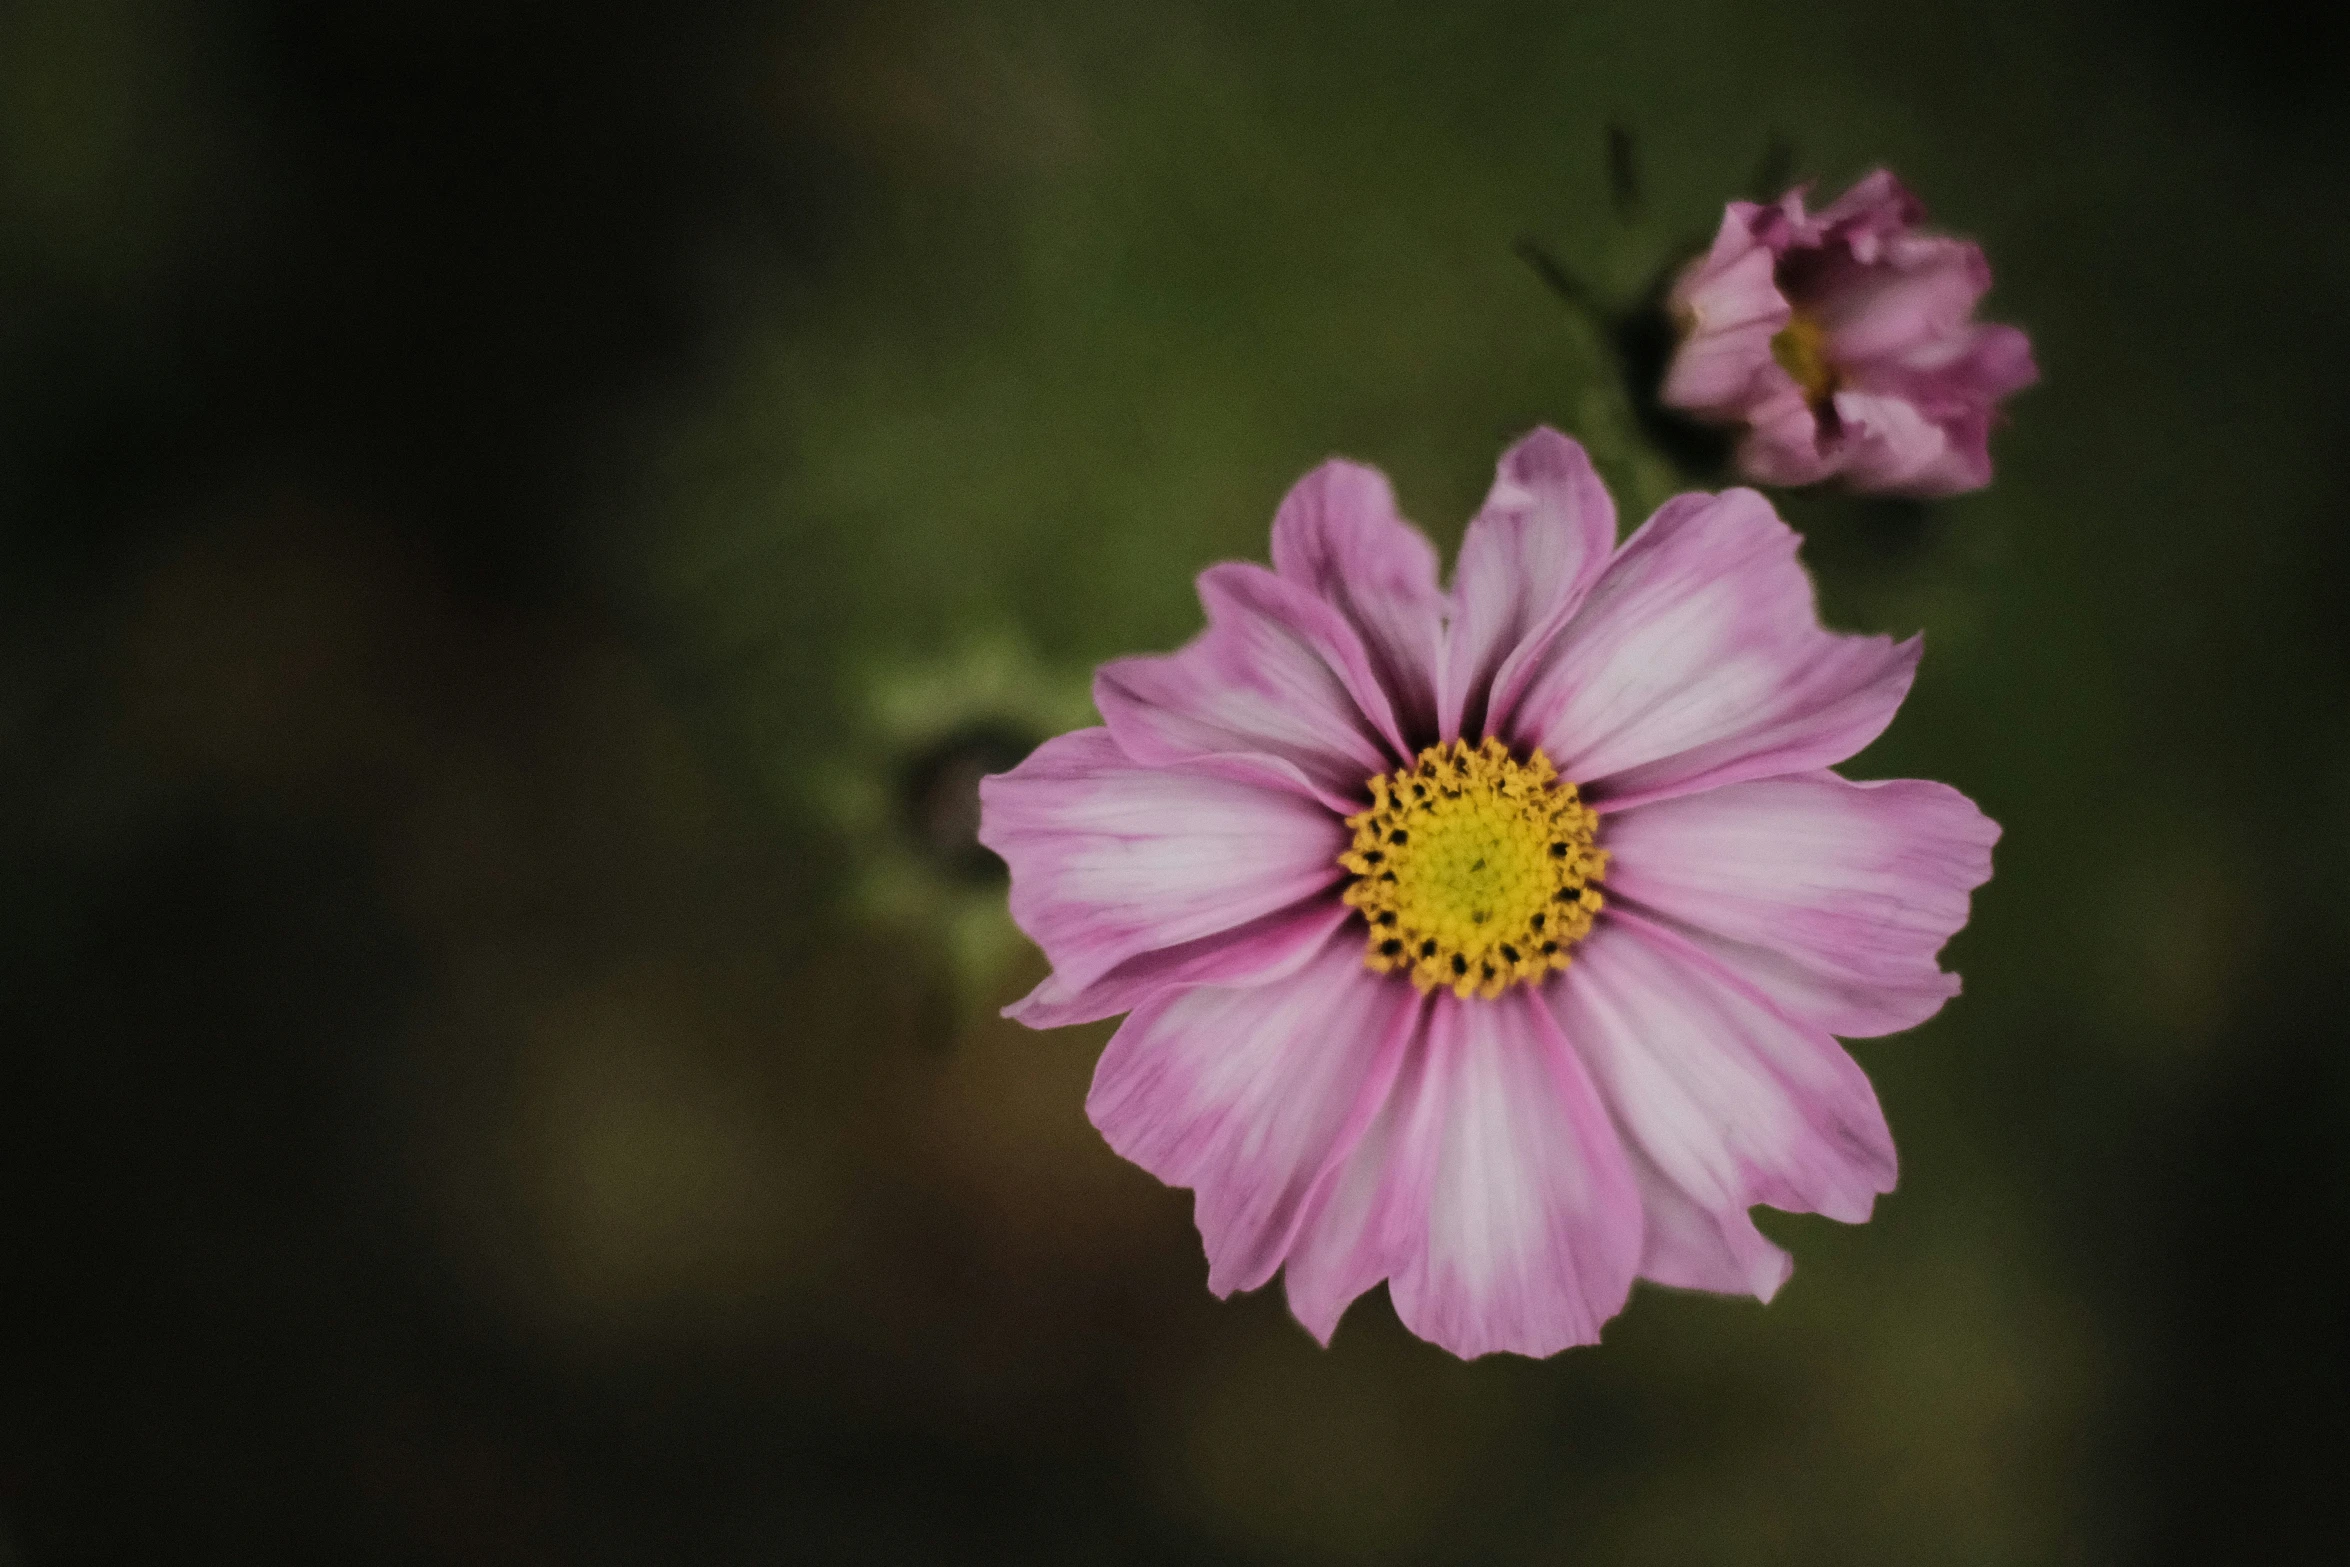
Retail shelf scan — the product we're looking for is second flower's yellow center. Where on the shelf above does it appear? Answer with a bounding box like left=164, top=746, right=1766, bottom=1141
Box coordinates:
left=1771, top=310, right=1838, bottom=412
left=1340, top=739, right=1607, bottom=1000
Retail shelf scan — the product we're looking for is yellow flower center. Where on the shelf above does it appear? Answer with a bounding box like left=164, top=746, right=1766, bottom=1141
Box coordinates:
left=1771, top=310, right=1838, bottom=411
left=1340, top=739, right=1607, bottom=1000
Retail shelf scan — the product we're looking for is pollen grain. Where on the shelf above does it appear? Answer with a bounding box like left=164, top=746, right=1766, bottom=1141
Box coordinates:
left=1771, top=310, right=1839, bottom=412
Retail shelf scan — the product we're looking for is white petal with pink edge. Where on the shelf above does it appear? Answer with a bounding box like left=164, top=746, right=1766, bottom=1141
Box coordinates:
left=1270, top=459, right=1448, bottom=744
left=1095, top=561, right=1403, bottom=806
left=1086, top=928, right=1424, bottom=1297
left=1007, top=896, right=1352, bottom=1030
left=1282, top=988, right=1642, bottom=1358
left=1600, top=770, right=1997, bottom=1038
left=1440, top=428, right=1618, bottom=745
left=1510, top=488, right=1918, bottom=810
left=1546, top=913, right=1895, bottom=1248
left=979, top=728, right=1347, bottom=996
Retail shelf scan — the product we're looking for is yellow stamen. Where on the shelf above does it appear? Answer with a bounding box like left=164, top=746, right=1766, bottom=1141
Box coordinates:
left=1771, top=310, right=1838, bottom=411
left=1339, top=739, right=1607, bottom=1001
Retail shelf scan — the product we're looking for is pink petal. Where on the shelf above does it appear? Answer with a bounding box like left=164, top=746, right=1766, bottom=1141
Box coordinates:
left=1746, top=185, right=1818, bottom=252
left=1270, top=459, right=1448, bottom=745
left=1007, top=896, right=1353, bottom=1029
left=1809, top=231, right=1991, bottom=366
left=1660, top=212, right=1793, bottom=418
left=1601, top=770, right=1998, bottom=1038
left=1087, top=928, right=1424, bottom=1296
left=1546, top=915, right=1897, bottom=1288
left=1283, top=989, right=1643, bottom=1358
left=1509, top=488, right=1919, bottom=810
left=1095, top=562, right=1403, bottom=807
left=1937, top=321, right=2039, bottom=403
left=1731, top=384, right=1837, bottom=488
left=1827, top=388, right=1971, bottom=498
left=1845, top=319, right=2037, bottom=477
left=979, top=728, right=1348, bottom=996
left=1439, top=428, right=1619, bottom=744
left=1831, top=321, right=2037, bottom=498
left=1805, top=168, right=1926, bottom=262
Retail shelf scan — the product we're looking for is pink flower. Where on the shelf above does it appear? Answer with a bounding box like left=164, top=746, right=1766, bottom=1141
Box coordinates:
left=979, top=430, right=1996, bottom=1358
left=1661, top=170, right=2037, bottom=497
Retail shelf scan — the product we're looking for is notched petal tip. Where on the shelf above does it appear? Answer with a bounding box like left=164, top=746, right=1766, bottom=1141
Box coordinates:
left=1553, top=916, right=1899, bottom=1269
left=1090, top=567, right=1404, bottom=803
left=1369, top=992, right=1644, bottom=1360
left=1441, top=427, right=1620, bottom=744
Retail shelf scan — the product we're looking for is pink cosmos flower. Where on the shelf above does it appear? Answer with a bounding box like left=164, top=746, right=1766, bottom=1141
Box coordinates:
left=1661, top=169, right=2037, bottom=497
left=979, top=430, right=1996, bottom=1358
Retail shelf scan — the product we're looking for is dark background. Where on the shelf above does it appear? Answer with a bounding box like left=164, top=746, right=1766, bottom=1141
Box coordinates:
left=5, top=1, right=2348, bottom=1561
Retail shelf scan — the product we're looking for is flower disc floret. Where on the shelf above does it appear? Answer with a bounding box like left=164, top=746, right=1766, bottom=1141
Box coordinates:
left=1340, top=738, right=1606, bottom=1000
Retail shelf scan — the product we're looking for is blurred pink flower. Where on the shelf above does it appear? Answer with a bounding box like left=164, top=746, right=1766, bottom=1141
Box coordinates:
left=1661, top=170, right=2037, bottom=497
left=980, top=431, right=1996, bottom=1358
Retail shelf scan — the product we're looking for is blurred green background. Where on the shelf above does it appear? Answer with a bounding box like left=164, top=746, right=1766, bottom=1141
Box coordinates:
left=5, top=0, right=2347, bottom=1561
